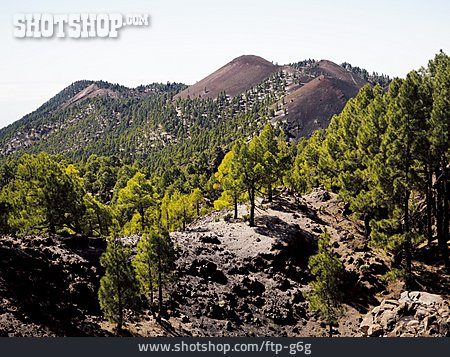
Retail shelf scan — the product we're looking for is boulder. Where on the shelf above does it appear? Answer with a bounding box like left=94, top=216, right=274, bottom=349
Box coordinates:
left=241, top=276, right=265, bottom=295
left=188, top=259, right=227, bottom=284
left=368, top=323, right=384, bottom=337
left=399, top=291, right=444, bottom=306
left=360, top=314, right=374, bottom=335
left=292, top=290, right=305, bottom=304
left=199, top=234, right=221, bottom=245
left=207, top=301, right=227, bottom=320
left=310, top=187, right=331, bottom=202
left=379, top=310, right=397, bottom=330
left=360, top=291, right=449, bottom=337
left=278, top=278, right=291, bottom=291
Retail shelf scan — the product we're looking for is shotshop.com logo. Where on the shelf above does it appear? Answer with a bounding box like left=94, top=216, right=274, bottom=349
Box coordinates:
left=13, top=13, right=150, bottom=38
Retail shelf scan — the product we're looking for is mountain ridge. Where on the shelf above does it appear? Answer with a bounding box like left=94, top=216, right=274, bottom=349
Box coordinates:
left=0, top=54, right=386, bottom=162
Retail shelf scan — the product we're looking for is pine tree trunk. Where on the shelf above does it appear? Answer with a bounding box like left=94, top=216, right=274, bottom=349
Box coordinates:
left=426, top=165, right=433, bottom=245
left=149, top=263, right=154, bottom=315
left=117, top=253, right=123, bottom=332
left=435, top=166, right=448, bottom=267
left=268, top=185, right=273, bottom=203
left=404, top=189, right=413, bottom=288
left=158, top=254, right=163, bottom=315
left=436, top=165, right=449, bottom=267
left=234, top=196, right=238, bottom=219
left=104, top=220, right=109, bottom=236
left=443, top=171, right=449, bottom=268
left=97, top=212, right=104, bottom=236
left=363, top=213, right=371, bottom=240
left=404, top=129, right=412, bottom=288
left=249, top=186, right=255, bottom=227
left=139, top=207, right=145, bottom=231
left=88, top=219, right=93, bottom=236
left=329, top=322, right=333, bottom=337
left=117, top=286, right=123, bottom=332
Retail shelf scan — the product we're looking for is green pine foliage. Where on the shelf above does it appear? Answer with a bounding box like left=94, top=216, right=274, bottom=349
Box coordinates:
left=213, top=151, right=246, bottom=218
left=0, top=153, right=85, bottom=235
left=98, top=235, right=140, bottom=332
left=306, top=229, right=344, bottom=337
left=289, top=52, right=450, bottom=282
left=116, top=172, right=157, bottom=233
left=133, top=232, right=158, bottom=310
left=341, top=62, right=391, bottom=87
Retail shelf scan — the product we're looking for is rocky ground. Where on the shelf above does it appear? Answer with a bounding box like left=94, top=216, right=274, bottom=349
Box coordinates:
left=360, top=291, right=449, bottom=337
left=0, top=187, right=448, bottom=336
left=0, top=235, right=109, bottom=336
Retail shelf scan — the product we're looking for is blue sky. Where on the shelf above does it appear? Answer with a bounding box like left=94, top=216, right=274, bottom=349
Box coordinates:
left=0, top=0, right=449, bottom=128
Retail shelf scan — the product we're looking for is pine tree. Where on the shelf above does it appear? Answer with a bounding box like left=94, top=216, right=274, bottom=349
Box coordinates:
left=307, top=229, right=344, bottom=337
left=290, top=130, right=326, bottom=193
left=350, top=85, right=388, bottom=237
left=168, top=190, right=194, bottom=231
left=98, top=235, right=139, bottom=332
left=428, top=51, right=449, bottom=267
left=137, top=229, right=175, bottom=315
left=82, top=193, right=114, bottom=236
left=259, top=123, right=279, bottom=202
left=116, top=172, right=156, bottom=232
left=82, top=154, right=120, bottom=203
left=233, top=137, right=265, bottom=227
left=189, top=188, right=204, bottom=217
left=371, top=71, right=430, bottom=286
left=133, top=232, right=158, bottom=313
left=0, top=191, right=11, bottom=234
left=214, top=151, right=245, bottom=219
left=6, top=153, right=85, bottom=235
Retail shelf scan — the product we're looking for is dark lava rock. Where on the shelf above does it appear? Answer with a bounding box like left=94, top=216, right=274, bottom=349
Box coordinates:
left=232, top=283, right=249, bottom=298
left=292, top=290, right=305, bottom=304
left=227, top=264, right=247, bottom=275
left=278, top=278, right=291, bottom=291
left=272, top=307, right=296, bottom=325
left=188, top=259, right=227, bottom=284
left=252, top=296, right=266, bottom=308
left=241, top=277, right=265, bottom=295
left=207, top=302, right=227, bottom=320
left=0, top=235, right=108, bottom=336
left=199, top=234, right=221, bottom=245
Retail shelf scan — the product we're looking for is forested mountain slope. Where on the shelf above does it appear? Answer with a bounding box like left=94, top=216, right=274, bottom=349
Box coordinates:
left=0, top=55, right=384, bottom=166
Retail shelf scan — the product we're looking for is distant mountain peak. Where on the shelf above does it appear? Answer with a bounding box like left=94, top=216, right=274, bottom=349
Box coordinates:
left=61, top=83, right=120, bottom=109
left=174, top=54, right=280, bottom=100
left=230, top=54, right=275, bottom=65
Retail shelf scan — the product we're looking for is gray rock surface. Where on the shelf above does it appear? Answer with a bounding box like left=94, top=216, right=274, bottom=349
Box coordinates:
left=360, top=291, right=449, bottom=337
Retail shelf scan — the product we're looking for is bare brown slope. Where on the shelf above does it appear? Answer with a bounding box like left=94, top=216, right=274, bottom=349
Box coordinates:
left=309, top=60, right=367, bottom=89
left=61, top=83, right=120, bottom=109
left=283, top=75, right=359, bottom=138
left=282, top=60, right=367, bottom=139
left=174, top=55, right=280, bottom=100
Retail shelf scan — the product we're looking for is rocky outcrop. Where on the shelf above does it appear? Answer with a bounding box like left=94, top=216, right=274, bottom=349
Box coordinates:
left=0, top=235, right=109, bottom=336
left=360, top=291, right=449, bottom=337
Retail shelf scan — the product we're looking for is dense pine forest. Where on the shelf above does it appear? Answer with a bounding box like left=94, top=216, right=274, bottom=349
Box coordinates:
left=0, top=52, right=448, bottom=332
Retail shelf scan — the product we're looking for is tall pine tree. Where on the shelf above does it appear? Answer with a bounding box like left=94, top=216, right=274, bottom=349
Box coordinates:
left=98, top=235, right=139, bottom=332
left=307, top=229, right=344, bottom=337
